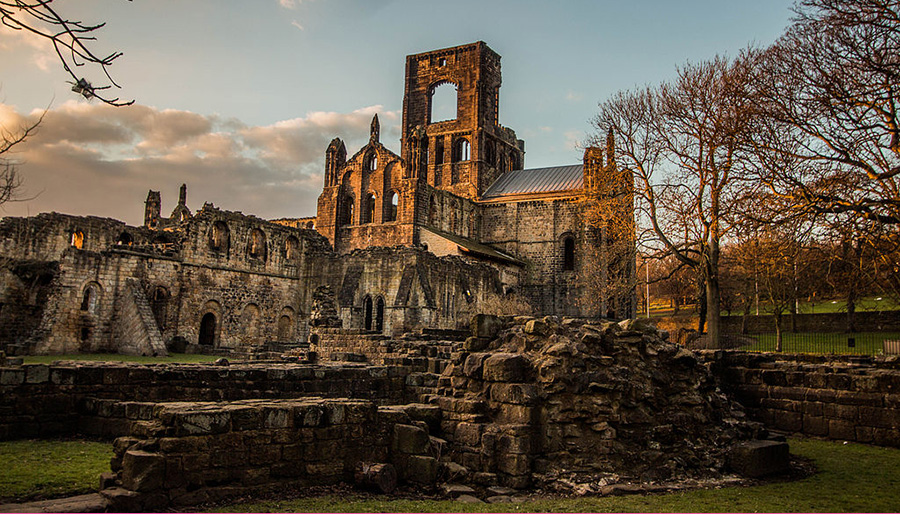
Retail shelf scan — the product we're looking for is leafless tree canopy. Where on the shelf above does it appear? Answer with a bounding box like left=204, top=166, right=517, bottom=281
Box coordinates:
left=750, top=0, right=900, bottom=225
left=0, top=0, right=133, bottom=106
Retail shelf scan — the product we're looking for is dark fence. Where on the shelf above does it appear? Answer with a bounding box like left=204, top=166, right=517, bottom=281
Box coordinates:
left=726, top=331, right=900, bottom=356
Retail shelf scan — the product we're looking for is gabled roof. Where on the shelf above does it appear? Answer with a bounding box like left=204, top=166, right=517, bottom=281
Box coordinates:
left=421, top=226, right=524, bottom=267
left=482, top=164, right=583, bottom=199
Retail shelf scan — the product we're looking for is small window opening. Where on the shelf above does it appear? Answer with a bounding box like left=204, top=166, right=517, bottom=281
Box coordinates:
left=277, top=315, right=293, bottom=341
left=284, top=236, right=299, bottom=261
left=248, top=229, right=267, bottom=261
left=363, top=193, right=376, bottom=224
left=375, top=296, right=385, bottom=333
left=434, top=137, right=444, bottom=166
left=340, top=196, right=355, bottom=226
left=364, top=295, right=374, bottom=331
left=365, top=153, right=378, bottom=171
left=453, top=139, right=470, bottom=162
left=385, top=191, right=399, bottom=222
left=116, top=232, right=133, bottom=245
left=209, top=221, right=230, bottom=252
left=563, top=236, right=576, bottom=271
left=70, top=231, right=84, bottom=249
left=438, top=57, right=447, bottom=67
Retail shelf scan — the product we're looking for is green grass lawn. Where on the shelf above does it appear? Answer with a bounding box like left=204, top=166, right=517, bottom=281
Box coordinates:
left=740, top=332, right=900, bottom=355
left=0, top=439, right=113, bottom=502
left=218, top=438, right=900, bottom=513
left=3, top=438, right=898, bottom=511
left=21, top=353, right=221, bottom=365
left=655, top=296, right=900, bottom=318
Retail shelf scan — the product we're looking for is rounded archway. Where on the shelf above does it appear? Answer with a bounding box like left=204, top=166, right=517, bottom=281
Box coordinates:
left=199, top=313, right=217, bottom=346
left=363, top=295, right=374, bottom=331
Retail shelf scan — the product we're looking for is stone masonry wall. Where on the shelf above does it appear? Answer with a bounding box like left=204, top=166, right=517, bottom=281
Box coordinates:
left=0, top=362, right=410, bottom=441
left=706, top=351, right=900, bottom=447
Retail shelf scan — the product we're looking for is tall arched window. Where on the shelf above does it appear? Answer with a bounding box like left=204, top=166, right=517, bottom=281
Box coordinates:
left=199, top=313, right=217, bottom=346
left=434, top=137, right=445, bottom=166
left=453, top=138, right=470, bottom=162
left=70, top=230, right=84, bottom=249
left=363, top=295, right=374, bottom=331
left=340, top=195, right=355, bottom=226
left=284, top=236, right=299, bottom=261
left=563, top=236, right=576, bottom=271
left=277, top=315, right=292, bottom=341
left=364, top=152, right=378, bottom=171
left=209, top=221, right=230, bottom=252
left=363, top=193, right=376, bottom=224
left=430, top=82, right=457, bottom=123
left=375, top=296, right=385, bottom=333
left=151, top=287, right=168, bottom=329
left=80, top=283, right=100, bottom=313
left=248, top=229, right=267, bottom=261
left=385, top=191, right=399, bottom=222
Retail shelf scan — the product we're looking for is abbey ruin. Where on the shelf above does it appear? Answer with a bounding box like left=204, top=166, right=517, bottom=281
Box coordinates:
left=0, top=42, right=634, bottom=358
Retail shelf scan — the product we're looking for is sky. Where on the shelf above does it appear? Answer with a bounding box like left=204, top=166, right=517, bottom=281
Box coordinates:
left=0, top=0, right=794, bottom=226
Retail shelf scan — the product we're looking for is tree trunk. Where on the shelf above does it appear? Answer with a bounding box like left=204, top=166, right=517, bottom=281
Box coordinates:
left=697, top=275, right=708, bottom=334
left=846, top=296, right=857, bottom=333
left=774, top=312, right=783, bottom=352
left=706, top=269, right=721, bottom=349
left=741, top=303, right=750, bottom=335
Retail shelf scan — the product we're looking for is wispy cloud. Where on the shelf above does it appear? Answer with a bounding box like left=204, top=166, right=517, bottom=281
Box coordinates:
left=0, top=101, right=400, bottom=225
left=291, top=20, right=304, bottom=31
left=565, top=91, right=583, bottom=102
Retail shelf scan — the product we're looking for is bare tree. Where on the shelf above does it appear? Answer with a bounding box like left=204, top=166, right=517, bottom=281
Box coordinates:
left=0, top=110, right=42, bottom=206
left=590, top=54, right=757, bottom=346
left=0, top=0, right=133, bottom=106
left=750, top=0, right=899, bottom=226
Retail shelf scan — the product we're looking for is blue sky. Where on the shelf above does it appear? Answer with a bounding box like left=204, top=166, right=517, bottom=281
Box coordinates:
left=0, top=0, right=793, bottom=225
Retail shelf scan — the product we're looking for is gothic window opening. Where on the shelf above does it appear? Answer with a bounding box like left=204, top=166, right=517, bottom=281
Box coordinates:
left=364, top=152, right=378, bottom=171
left=363, top=295, right=374, bottom=331
left=248, top=229, right=267, bottom=261
left=340, top=195, right=355, bottom=226
left=70, top=230, right=84, bottom=249
left=430, top=82, right=457, bottom=123
left=563, top=236, right=576, bottom=271
left=151, top=287, right=168, bottom=329
left=80, top=283, right=100, bottom=313
left=199, top=313, right=217, bottom=346
left=510, top=151, right=519, bottom=170
left=453, top=138, right=470, bottom=162
left=375, top=296, right=385, bottom=333
left=284, top=236, right=299, bottom=261
left=363, top=193, right=377, bottom=224
left=277, top=315, right=292, bottom=341
left=485, top=140, right=496, bottom=166
left=116, top=231, right=133, bottom=245
left=209, top=221, right=230, bottom=252
left=385, top=191, right=399, bottom=222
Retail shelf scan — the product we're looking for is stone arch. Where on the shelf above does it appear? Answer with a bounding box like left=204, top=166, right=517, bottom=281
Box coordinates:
left=364, top=150, right=378, bottom=172
left=80, top=282, right=102, bottom=314
left=208, top=221, right=230, bottom=253
left=150, top=286, right=169, bottom=329
left=384, top=190, right=399, bottom=222
left=363, top=294, right=374, bottom=331
left=374, top=296, right=385, bottom=333
left=199, top=300, right=222, bottom=347
left=116, top=231, right=133, bottom=245
left=339, top=194, right=355, bottom=226
left=363, top=192, right=377, bottom=224
left=248, top=228, right=267, bottom=261
left=429, top=81, right=458, bottom=123
left=284, top=235, right=300, bottom=261
left=277, top=306, right=295, bottom=341
left=452, top=137, right=470, bottom=162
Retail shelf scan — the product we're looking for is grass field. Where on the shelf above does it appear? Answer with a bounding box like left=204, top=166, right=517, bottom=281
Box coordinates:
left=0, top=439, right=113, bottom=502
left=1, top=438, right=899, bottom=511
left=21, top=353, right=222, bottom=365
left=741, top=332, right=900, bottom=355
left=647, top=296, right=900, bottom=318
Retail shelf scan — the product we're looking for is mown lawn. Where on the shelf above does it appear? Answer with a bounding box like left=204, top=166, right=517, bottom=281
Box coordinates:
left=0, top=439, right=113, bottom=502
left=21, top=353, right=221, bottom=364
left=741, top=332, right=900, bottom=355
left=218, top=439, right=900, bottom=513
left=2, top=438, right=898, bottom=512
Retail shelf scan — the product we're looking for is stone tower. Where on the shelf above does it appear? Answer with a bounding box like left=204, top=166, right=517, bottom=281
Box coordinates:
left=400, top=42, right=524, bottom=199
left=144, top=190, right=161, bottom=228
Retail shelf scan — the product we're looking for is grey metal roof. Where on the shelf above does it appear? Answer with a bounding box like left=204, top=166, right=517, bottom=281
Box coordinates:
left=482, top=164, right=584, bottom=198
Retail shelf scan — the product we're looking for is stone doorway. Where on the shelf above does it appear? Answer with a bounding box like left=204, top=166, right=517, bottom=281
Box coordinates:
left=375, top=296, right=385, bottom=333
left=364, top=296, right=373, bottom=331
left=199, top=313, right=217, bottom=346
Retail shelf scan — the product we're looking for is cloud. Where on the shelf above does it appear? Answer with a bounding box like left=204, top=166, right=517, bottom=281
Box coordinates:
left=291, top=20, right=305, bottom=30
left=565, top=91, right=584, bottom=102
left=0, top=101, right=400, bottom=225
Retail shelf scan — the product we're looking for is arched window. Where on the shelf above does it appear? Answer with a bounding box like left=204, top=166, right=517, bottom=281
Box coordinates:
left=209, top=221, right=230, bottom=252
left=500, top=153, right=508, bottom=173
left=453, top=138, right=470, bottom=162
left=70, top=230, right=84, bottom=249
left=80, top=283, right=100, bottom=313
left=248, top=229, right=267, bottom=261
left=116, top=231, right=133, bottom=245
left=199, top=313, right=217, bottom=346
left=485, top=140, right=496, bottom=166
left=434, top=137, right=445, bottom=166
left=363, top=193, right=376, bottom=224
left=363, top=295, right=374, bottom=331
left=277, top=315, right=293, bottom=341
left=340, top=195, right=355, bottom=226
left=563, top=236, right=576, bottom=271
left=374, top=296, right=385, bottom=333
left=385, top=191, right=399, bottom=222
left=430, top=82, right=457, bottom=123
left=284, top=236, right=300, bottom=261
left=428, top=196, right=439, bottom=226
left=151, top=287, right=168, bottom=329
left=364, top=152, right=378, bottom=171
left=509, top=151, right=519, bottom=171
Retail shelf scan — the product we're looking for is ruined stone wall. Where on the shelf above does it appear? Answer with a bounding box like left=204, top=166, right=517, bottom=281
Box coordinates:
left=707, top=351, right=900, bottom=448
left=479, top=198, right=586, bottom=317
left=0, top=362, right=410, bottom=441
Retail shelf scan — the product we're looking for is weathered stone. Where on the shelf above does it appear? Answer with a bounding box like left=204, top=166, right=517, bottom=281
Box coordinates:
left=727, top=440, right=790, bottom=477
left=482, top=353, right=531, bottom=382
left=490, top=382, right=539, bottom=405
left=455, top=494, right=484, bottom=504
left=524, top=319, right=550, bottom=336
left=405, top=455, right=439, bottom=484
left=471, top=314, right=505, bottom=340
left=121, top=450, right=166, bottom=492
left=442, top=483, right=476, bottom=497
left=463, top=353, right=490, bottom=379
left=393, top=424, right=430, bottom=454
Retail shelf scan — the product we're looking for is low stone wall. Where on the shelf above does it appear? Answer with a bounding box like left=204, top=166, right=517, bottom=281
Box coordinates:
left=0, top=361, right=410, bottom=440
left=706, top=351, right=900, bottom=447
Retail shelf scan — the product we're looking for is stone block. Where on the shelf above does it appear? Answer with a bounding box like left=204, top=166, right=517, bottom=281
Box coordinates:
left=482, top=353, right=531, bottom=382
left=454, top=422, right=484, bottom=446
left=471, top=314, right=505, bottom=340
left=174, top=411, right=231, bottom=436
left=405, top=455, right=438, bottom=484
left=490, top=383, right=539, bottom=405
left=122, top=449, right=166, bottom=492
left=23, top=365, right=49, bottom=384
left=463, top=353, right=490, bottom=379
left=0, top=369, right=24, bottom=385
left=727, top=440, right=790, bottom=477
left=393, top=424, right=430, bottom=454
left=524, top=319, right=550, bottom=336
left=496, top=453, right=531, bottom=475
